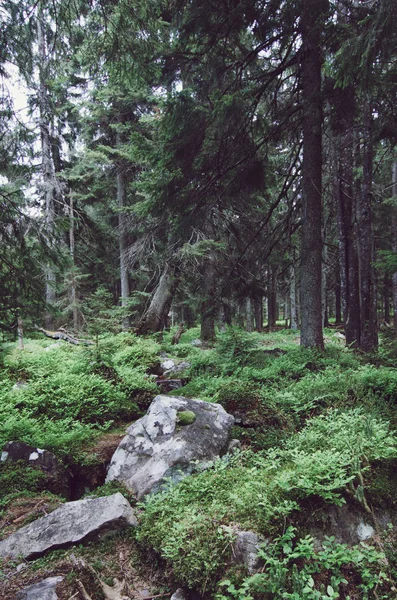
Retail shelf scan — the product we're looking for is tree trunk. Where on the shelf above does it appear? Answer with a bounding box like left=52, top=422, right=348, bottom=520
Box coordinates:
left=245, top=297, right=253, bottom=332
left=38, top=9, right=57, bottom=330
left=299, top=0, right=327, bottom=349
left=136, top=265, right=177, bottom=334
left=117, top=133, right=130, bottom=331
left=392, top=162, right=397, bottom=332
left=254, top=297, right=263, bottom=331
left=267, top=266, right=277, bottom=328
left=335, top=267, right=342, bottom=325
left=200, top=260, right=216, bottom=342
left=384, top=274, right=391, bottom=324
left=357, top=98, right=378, bottom=351
left=290, top=265, right=298, bottom=330
left=17, top=317, right=24, bottom=351
left=69, top=194, right=79, bottom=331
left=330, top=87, right=361, bottom=346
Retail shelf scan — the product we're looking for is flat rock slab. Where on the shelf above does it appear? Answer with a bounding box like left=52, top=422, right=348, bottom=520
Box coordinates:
left=16, top=576, right=63, bottom=600
left=0, top=493, right=137, bottom=560
left=106, top=395, right=234, bottom=498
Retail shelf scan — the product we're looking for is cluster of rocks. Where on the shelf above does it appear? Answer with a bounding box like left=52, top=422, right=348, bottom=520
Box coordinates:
left=154, top=356, right=191, bottom=393
left=1, top=395, right=239, bottom=598
left=2, top=390, right=390, bottom=599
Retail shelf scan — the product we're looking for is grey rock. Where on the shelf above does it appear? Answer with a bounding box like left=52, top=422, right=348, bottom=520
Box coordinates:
left=306, top=503, right=397, bottom=547
left=190, top=339, right=202, bottom=347
left=227, top=439, right=242, bottom=454
left=161, top=359, right=175, bottom=371
left=106, top=395, right=234, bottom=499
left=233, top=530, right=264, bottom=573
left=170, top=589, right=187, bottom=600
left=1, top=441, right=71, bottom=498
left=0, top=493, right=137, bottom=560
left=16, top=576, right=63, bottom=600
left=164, top=361, right=191, bottom=376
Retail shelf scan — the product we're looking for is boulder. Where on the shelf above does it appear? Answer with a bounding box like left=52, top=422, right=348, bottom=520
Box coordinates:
left=160, top=358, right=191, bottom=376
left=106, top=395, right=234, bottom=498
left=232, top=530, right=264, bottom=573
left=16, top=577, right=63, bottom=600
left=1, top=441, right=71, bottom=498
left=0, top=492, right=137, bottom=560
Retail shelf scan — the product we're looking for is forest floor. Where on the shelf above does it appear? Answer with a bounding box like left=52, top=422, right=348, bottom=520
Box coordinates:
left=1, top=326, right=397, bottom=599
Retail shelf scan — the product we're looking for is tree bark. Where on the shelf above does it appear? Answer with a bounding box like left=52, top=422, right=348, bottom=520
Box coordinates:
left=254, top=296, right=263, bottom=331
left=330, top=84, right=361, bottom=345
left=299, top=0, right=327, bottom=349
left=136, top=265, right=178, bottom=334
left=69, top=194, right=79, bottom=331
left=357, top=98, right=378, bottom=351
left=392, top=162, right=397, bottom=332
left=200, top=260, right=216, bottom=342
left=245, top=297, right=253, bottom=332
left=290, top=265, right=298, bottom=330
left=117, top=133, right=130, bottom=331
left=17, top=317, right=24, bottom=351
left=38, top=8, right=57, bottom=330
left=267, top=266, right=277, bottom=328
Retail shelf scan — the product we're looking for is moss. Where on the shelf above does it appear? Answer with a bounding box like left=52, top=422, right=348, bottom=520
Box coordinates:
left=177, top=410, right=196, bottom=425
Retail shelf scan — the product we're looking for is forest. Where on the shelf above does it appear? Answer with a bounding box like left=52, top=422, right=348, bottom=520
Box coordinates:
left=1, top=0, right=397, bottom=599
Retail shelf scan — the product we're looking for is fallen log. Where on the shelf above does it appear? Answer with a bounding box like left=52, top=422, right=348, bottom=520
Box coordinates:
left=35, top=326, right=94, bottom=346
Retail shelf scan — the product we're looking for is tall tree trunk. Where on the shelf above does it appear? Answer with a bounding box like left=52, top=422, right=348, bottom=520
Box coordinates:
left=290, top=265, right=298, bottom=330
left=335, top=269, right=342, bottom=325
left=254, top=296, right=263, bottom=332
left=299, top=0, right=327, bottom=349
left=136, top=265, right=177, bottom=334
left=383, top=274, right=390, bottom=324
left=267, top=266, right=277, bottom=327
left=357, top=98, right=378, bottom=351
left=117, top=133, right=130, bottom=331
left=200, top=259, right=216, bottom=342
left=69, top=194, right=79, bottom=331
left=330, top=87, right=361, bottom=345
left=38, top=11, right=57, bottom=329
left=392, top=162, right=397, bottom=332
left=17, top=316, right=24, bottom=351
left=245, top=297, right=253, bottom=332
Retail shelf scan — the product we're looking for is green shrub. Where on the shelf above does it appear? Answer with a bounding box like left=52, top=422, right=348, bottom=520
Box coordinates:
left=113, top=335, right=161, bottom=370
left=7, top=372, right=136, bottom=424
left=217, top=526, right=390, bottom=600
left=0, top=461, right=48, bottom=503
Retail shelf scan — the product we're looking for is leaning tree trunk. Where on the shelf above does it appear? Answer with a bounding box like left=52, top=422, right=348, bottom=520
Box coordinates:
left=299, top=0, right=328, bottom=349
left=357, top=98, right=378, bottom=352
left=136, top=265, right=178, bottom=334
